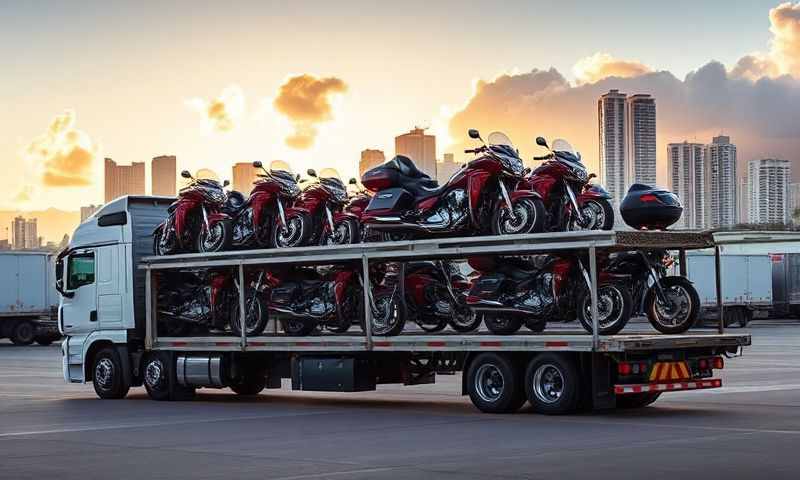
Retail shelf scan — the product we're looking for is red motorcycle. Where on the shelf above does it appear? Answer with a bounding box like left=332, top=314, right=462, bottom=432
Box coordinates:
left=272, top=168, right=360, bottom=248
left=222, top=160, right=301, bottom=249
left=360, top=129, right=545, bottom=242
left=153, top=170, right=232, bottom=255
left=523, top=137, right=614, bottom=231
left=466, top=253, right=632, bottom=335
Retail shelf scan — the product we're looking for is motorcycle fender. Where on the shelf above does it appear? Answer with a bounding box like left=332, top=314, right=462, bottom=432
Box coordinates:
left=466, top=171, right=491, bottom=226
left=249, top=191, right=276, bottom=229
left=579, top=184, right=612, bottom=201
left=333, top=270, right=355, bottom=303
left=497, top=189, right=543, bottom=209
left=332, top=210, right=358, bottom=224
left=206, top=212, right=232, bottom=229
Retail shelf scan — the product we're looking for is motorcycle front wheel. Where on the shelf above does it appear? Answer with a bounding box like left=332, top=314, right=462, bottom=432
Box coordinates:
left=230, top=294, right=268, bottom=337
left=484, top=314, right=522, bottom=335
left=153, top=224, right=178, bottom=256
left=371, top=288, right=405, bottom=336
left=197, top=220, right=233, bottom=253
left=570, top=199, right=614, bottom=231
left=323, top=217, right=360, bottom=246
left=576, top=283, right=632, bottom=335
left=645, top=276, right=700, bottom=334
left=449, top=309, right=482, bottom=333
left=272, top=212, right=312, bottom=248
left=491, top=197, right=545, bottom=236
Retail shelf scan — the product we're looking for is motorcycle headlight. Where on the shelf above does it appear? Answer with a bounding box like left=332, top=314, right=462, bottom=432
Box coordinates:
left=283, top=182, right=300, bottom=197
left=500, top=155, right=524, bottom=176
left=328, top=185, right=347, bottom=203
left=574, top=167, right=589, bottom=182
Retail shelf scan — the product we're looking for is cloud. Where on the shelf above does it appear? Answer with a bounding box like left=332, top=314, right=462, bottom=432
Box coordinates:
left=273, top=74, right=347, bottom=149
left=187, top=85, right=245, bottom=132
left=13, top=185, right=34, bottom=203
left=26, top=110, right=97, bottom=187
left=573, top=52, right=652, bottom=84
left=730, top=2, right=800, bottom=80
left=448, top=63, right=800, bottom=183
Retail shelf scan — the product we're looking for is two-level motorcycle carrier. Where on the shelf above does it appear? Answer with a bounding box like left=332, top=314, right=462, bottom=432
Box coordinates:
left=138, top=230, right=751, bottom=413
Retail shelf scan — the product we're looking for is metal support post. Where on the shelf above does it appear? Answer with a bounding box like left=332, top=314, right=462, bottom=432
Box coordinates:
left=362, top=255, right=373, bottom=350
left=714, top=246, right=724, bottom=334
left=589, top=245, right=600, bottom=350
left=678, top=249, right=687, bottom=277
left=238, top=263, right=248, bottom=351
left=145, top=268, right=153, bottom=350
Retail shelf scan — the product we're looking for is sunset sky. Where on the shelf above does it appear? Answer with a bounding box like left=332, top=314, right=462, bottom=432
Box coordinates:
left=2, top=0, right=799, bottom=213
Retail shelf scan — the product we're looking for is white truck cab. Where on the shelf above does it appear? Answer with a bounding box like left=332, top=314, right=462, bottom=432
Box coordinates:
left=57, top=196, right=171, bottom=389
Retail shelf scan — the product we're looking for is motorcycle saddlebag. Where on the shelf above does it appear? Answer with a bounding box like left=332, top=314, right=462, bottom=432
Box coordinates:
left=362, top=164, right=401, bottom=192
left=467, top=273, right=507, bottom=303
left=269, top=283, right=299, bottom=306
left=365, top=187, right=414, bottom=212
left=620, top=184, right=683, bottom=230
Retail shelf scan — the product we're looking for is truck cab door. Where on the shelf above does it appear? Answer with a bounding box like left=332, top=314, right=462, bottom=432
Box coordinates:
left=60, top=250, right=98, bottom=335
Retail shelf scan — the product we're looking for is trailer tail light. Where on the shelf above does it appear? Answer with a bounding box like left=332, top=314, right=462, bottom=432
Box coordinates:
left=712, top=357, right=724, bottom=370
left=698, top=359, right=708, bottom=370
left=618, top=363, right=631, bottom=375
left=618, top=362, right=649, bottom=376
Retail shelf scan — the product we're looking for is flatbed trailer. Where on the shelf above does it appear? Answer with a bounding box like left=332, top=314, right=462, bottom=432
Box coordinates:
left=57, top=197, right=755, bottom=414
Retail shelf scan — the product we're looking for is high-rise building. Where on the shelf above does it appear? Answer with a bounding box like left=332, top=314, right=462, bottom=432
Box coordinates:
left=789, top=182, right=800, bottom=224
left=152, top=155, right=177, bottom=197
left=599, top=90, right=657, bottom=212
left=80, top=204, right=101, bottom=222
left=437, top=153, right=462, bottom=184
left=359, top=149, right=386, bottom=177
left=232, top=162, right=259, bottom=193
left=668, top=142, right=707, bottom=229
left=395, top=127, right=436, bottom=178
left=706, top=136, right=738, bottom=227
left=748, top=158, right=791, bottom=224
left=598, top=90, right=629, bottom=208
left=626, top=94, right=657, bottom=186
left=104, top=158, right=145, bottom=203
left=738, top=176, right=749, bottom=225
left=12, top=216, right=38, bottom=249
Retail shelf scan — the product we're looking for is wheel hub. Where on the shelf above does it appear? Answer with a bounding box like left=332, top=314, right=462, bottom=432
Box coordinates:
left=532, top=363, right=564, bottom=404
left=474, top=364, right=504, bottom=403
left=145, top=359, right=165, bottom=389
left=94, top=358, right=114, bottom=389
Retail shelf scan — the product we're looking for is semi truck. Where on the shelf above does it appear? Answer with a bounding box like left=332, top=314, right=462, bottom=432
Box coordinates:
left=0, top=251, right=61, bottom=345
left=57, top=196, right=753, bottom=414
left=684, top=232, right=800, bottom=327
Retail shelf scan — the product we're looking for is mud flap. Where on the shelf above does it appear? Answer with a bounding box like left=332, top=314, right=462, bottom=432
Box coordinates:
left=581, top=352, right=615, bottom=410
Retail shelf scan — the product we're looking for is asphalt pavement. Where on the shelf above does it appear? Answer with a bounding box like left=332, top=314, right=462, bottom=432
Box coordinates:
left=1, top=320, right=799, bottom=480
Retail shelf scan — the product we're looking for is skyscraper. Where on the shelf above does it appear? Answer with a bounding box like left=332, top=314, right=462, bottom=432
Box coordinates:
left=789, top=182, right=800, bottom=224
left=437, top=153, right=462, bottom=184
left=748, top=158, right=791, bottom=224
left=359, top=149, right=385, bottom=177
left=599, top=90, right=657, bottom=212
left=668, top=142, right=707, bottom=229
left=232, top=162, right=259, bottom=193
left=12, top=216, right=38, bottom=249
left=598, top=90, right=628, bottom=208
left=104, top=158, right=145, bottom=203
left=706, top=136, right=738, bottom=227
left=395, top=127, right=436, bottom=178
left=152, top=155, right=177, bottom=196
left=626, top=94, right=657, bottom=186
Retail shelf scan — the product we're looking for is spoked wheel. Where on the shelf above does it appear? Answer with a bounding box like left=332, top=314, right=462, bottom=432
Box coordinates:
left=570, top=199, right=614, bottom=231
left=230, top=293, right=268, bottom=337
left=371, top=289, right=405, bottom=336
left=323, top=218, right=360, bottom=246
left=491, top=197, right=545, bottom=236
left=153, top=224, right=178, bottom=255
left=645, top=276, right=700, bottom=334
left=484, top=314, right=522, bottom=335
left=197, top=220, right=232, bottom=253
left=577, top=284, right=632, bottom=335
left=272, top=213, right=312, bottom=248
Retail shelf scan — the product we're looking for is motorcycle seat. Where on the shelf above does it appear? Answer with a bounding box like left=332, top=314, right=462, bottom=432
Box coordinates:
left=388, top=155, right=432, bottom=180
left=223, top=191, right=248, bottom=215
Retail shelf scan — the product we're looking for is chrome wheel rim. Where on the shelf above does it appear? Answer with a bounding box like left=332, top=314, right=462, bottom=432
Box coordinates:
left=573, top=201, right=604, bottom=231
left=585, top=285, right=625, bottom=328
left=145, top=359, right=165, bottom=390
left=233, top=299, right=263, bottom=335
left=655, top=285, right=692, bottom=325
left=532, top=363, right=564, bottom=404
left=474, top=364, right=504, bottom=403
left=277, top=217, right=303, bottom=247
left=325, top=222, right=351, bottom=245
left=500, top=203, right=531, bottom=234
left=202, top=224, right=224, bottom=251
left=95, top=358, right=114, bottom=389
left=372, top=296, right=398, bottom=335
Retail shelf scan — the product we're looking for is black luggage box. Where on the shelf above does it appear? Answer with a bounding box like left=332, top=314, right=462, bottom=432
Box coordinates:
left=620, top=184, right=683, bottom=230
left=365, top=187, right=414, bottom=212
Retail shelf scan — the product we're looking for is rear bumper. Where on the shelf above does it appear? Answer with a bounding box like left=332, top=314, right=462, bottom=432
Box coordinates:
left=615, top=378, right=722, bottom=395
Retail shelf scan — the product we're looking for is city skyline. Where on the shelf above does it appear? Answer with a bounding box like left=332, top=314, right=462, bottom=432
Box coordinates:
left=3, top=2, right=800, bottom=211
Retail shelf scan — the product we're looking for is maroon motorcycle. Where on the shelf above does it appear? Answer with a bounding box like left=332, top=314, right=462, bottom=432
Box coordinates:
left=272, top=168, right=360, bottom=248
left=360, top=129, right=545, bottom=242
left=523, top=137, right=614, bottom=231
left=153, top=170, right=232, bottom=255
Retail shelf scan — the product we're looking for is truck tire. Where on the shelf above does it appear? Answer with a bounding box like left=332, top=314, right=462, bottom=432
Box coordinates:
left=616, top=392, right=661, bottom=409
left=92, top=347, right=131, bottom=399
left=10, top=320, right=36, bottom=346
left=35, top=337, right=54, bottom=346
left=230, top=371, right=267, bottom=396
left=466, top=353, right=526, bottom=413
left=143, top=352, right=195, bottom=401
left=524, top=353, right=579, bottom=415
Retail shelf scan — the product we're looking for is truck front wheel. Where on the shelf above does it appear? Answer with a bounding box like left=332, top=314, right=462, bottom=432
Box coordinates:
left=10, top=320, right=36, bottom=346
left=92, top=347, right=131, bottom=399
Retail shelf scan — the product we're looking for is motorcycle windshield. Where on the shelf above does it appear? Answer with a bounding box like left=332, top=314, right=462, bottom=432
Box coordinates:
left=552, top=139, right=581, bottom=162
left=319, top=168, right=341, bottom=181
left=487, top=131, right=514, bottom=149
left=270, top=160, right=294, bottom=176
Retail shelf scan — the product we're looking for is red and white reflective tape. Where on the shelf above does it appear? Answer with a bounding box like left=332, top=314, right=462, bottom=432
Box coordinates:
left=615, top=378, right=722, bottom=395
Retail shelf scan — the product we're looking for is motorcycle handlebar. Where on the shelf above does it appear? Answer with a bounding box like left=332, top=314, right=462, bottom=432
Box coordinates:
left=533, top=154, right=553, bottom=160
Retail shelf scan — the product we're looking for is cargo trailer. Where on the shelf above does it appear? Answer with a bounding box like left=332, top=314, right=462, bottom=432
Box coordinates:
left=0, top=251, right=60, bottom=345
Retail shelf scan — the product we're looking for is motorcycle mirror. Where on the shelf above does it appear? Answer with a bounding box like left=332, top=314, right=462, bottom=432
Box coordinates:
left=307, top=169, right=317, bottom=177
left=252, top=161, right=262, bottom=168
left=223, top=179, right=230, bottom=187
left=349, top=178, right=357, bottom=185
left=535, top=136, right=548, bottom=148
left=588, top=173, right=597, bottom=180
left=180, top=170, right=193, bottom=179
left=295, top=174, right=301, bottom=181
left=468, top=129, right=481, bottom=140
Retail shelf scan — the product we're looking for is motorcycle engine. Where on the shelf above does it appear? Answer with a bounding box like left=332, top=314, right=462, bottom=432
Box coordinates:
left=515, top=272, right=555, bottom=316
left=422, top=189, right=467, bottom=228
